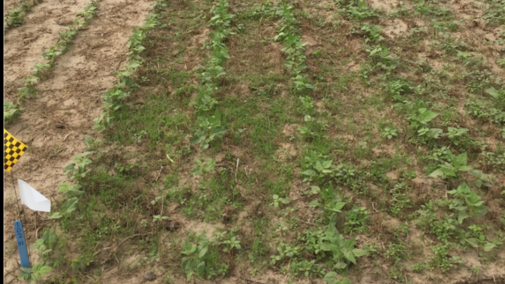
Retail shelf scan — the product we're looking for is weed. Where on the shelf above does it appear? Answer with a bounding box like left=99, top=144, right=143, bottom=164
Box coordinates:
left=180, top=232, right=210, bottom=280
left=381, top=127, right=398, bottom=140
left=4, top=101, right=20, bottom=123
left=191, top=110, right=227, bottom=150
left=344, top=205, right=369, bottom=234
left=270, top=194, right=291, bottom=209
left=18, top=77, right=38, bottom=102
left=429, top=152, right=472, bottom=180
left=334, top=0, right=379, bottom=21
left=306, top=224, right=368, bottom=270
left=18, top=262, right=52, bottom=284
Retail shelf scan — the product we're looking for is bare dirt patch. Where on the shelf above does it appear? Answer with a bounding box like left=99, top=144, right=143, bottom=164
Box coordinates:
left=383, top=19, right=408, bottom=40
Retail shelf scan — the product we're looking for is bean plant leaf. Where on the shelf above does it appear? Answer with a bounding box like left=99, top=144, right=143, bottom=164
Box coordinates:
left=428, top=169, right=444, bottom=178
left=343, top=250, right=356, bottom=264
left=483, top=242, right=496, bottom=252
left=320, top=243, right=339, bottom=252
left=302, top=169, right=316, bottom=177
left=38, top=265, right=52, bottom=275
left=416, top=108, right=439, bottom=124
left=334, top=261, right=347, bottom=269
left=465, top=238, right=479, bottom=248
left=453, top=153, right=468, bottom=167
left=352, top=249, right=368, bottom=257
left=485, top=87, right=500, bottom=99
left=324, top=272, right=338, bottom=284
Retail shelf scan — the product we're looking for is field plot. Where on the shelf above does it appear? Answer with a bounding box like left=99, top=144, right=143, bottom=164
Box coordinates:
left=3, top=0, right=505, bottom=283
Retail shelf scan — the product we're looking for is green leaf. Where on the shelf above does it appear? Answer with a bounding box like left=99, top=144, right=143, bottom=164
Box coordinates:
left=47, top=212, right=62, bottom=219
left=483, top=242, right=496, bottom=252
left=343, top=250, right=356, bottom=264
left=198, top=246, right=208, bottom=258
left=186, top=271, right=194, bottom=281
left=417, top=108, right=439, bottom=124
left=428, top=169, right=444, bottom=178
left=320, top=243, right=339, bottom=252
left=453, top=153, right=468, bottom=167
left=324, top=272, right=338, bottom=284
left=37, top=265, right=52, bottom=275
left=301, top=169, right=316, bottom=177
left=471, top=205, right=489, bottom=217
left=61, top=197, right=79, bottom=214
left=41, top=229, right=57, bottom=248
left=334, top=261, right=347, bottom=269
left=457, top=210, right=468, bottom=224
left=458, top=165, right=472, bottom=171
left=343, top=238, right=355, bottom=250
left=485, top=87, right=500, bottom=99
left=191, top=134, right=206, bottom=145
left=352, top=248, right=368, bottom=257
left=465, top=238, right=479, bottom=248
left=308, top=200, right=320, bottom=208
left=280, top=198, right=291, bottom=204
left=330, top=201, right=346, bottom=212
left=310, top=186, right=321, bottom=194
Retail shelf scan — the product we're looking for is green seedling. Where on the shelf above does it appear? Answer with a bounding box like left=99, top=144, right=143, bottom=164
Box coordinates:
left=58, top=183, right=84, bottom=197
left=442, top=127, right=468, bottom=145
left=301, top=152, right=334, bottom=183
left=181, top=233, right=209, bottom=281
left=448, top=183, right=488, bottom=220
left=64, top=151, right=93, bottom=181
left=270, top=194, right=291, bottom=209
left=18, top=262, right=52, bottom=284
left=4, top=101, right=20, bottom=123
left=191, top=159, right=216, bottom=175
left=361, top=24, right=383, bottom=43
left=345, top=206, right=370, bottom=234
left=429, top=152, right=472, bottom=179
left=270, top=241, right=301, bottom=265
left=470, top=170, right=493, bottom=189
left=222, top=236, right=241, bottom=253
left=191, top=110, right=227, bottom=150
left=48, top=197, right=79, bottom=219
left=5, top=7, right=25, bottom=29
left=381, top=127, right=398, bottom=139
left=18, top=76, right=39, bottom=102
left=409, top=108, right=439, bottom=128
left=319, top=224, right=368, bottom=269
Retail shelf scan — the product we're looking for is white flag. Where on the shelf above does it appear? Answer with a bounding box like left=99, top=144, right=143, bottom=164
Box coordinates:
left=18, top=179, right=51, bottom=212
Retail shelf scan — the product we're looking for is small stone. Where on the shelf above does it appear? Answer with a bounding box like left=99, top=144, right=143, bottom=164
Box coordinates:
left=144, top=272, right=156, bottom=282
left=165, top=220, right=180, bottom=232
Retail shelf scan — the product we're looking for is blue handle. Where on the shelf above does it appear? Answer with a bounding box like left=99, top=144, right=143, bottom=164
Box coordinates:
left=14, top=221, right=31, bottom=271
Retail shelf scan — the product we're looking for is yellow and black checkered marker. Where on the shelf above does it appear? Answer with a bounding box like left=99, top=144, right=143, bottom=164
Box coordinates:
left=4, top=129, right=28, bottom=172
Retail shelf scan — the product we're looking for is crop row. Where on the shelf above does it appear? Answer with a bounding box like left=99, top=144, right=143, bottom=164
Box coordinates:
left=17, top=1, right=164, bottom=282
left=189, top=0, right=235, bottom=151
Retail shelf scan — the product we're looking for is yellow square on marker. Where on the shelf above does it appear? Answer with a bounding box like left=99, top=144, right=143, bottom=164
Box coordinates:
left=4, top=129, right=28, bottom=172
